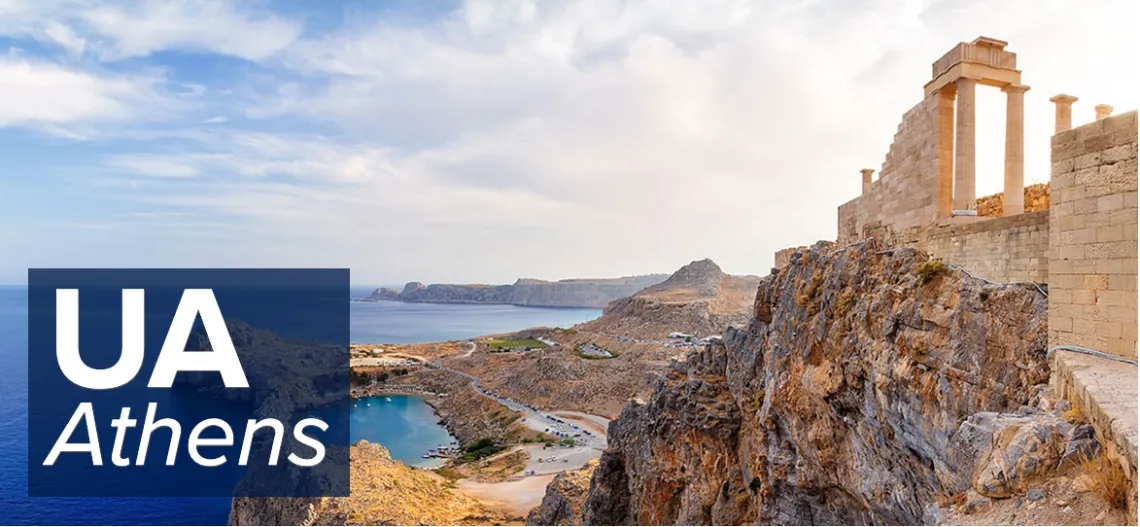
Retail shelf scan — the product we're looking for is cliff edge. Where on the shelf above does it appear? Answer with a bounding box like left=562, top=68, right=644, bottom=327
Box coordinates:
left=547, top=241, right=1121, bottom=525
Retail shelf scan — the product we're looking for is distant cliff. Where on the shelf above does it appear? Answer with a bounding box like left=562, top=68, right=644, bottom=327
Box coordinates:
left=364, top=275, right=668, bottom=308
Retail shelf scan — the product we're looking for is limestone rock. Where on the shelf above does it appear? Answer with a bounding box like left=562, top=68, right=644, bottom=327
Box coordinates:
left=526, top=460, right=599, bottom=525
left=568, top=240, right=1051, bottom=525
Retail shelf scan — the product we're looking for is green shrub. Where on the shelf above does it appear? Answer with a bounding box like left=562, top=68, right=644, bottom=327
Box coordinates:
left=917, top=260, right=948, bottom=285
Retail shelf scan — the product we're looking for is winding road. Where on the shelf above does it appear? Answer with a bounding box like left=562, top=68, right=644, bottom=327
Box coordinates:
left=435, top=341, right=608, bottom=450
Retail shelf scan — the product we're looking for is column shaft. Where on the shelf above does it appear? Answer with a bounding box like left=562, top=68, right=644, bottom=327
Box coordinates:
left=1050, top=94, right=1077, bottom=134
left=953, top=78, right=977, bottom=212
left=936, top=87, right=956, bottom=217
left=1003, top=85, right=1028, bottom=216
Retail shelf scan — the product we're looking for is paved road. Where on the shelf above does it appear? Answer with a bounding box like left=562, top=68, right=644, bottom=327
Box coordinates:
left=435, top=344, right=607, bottom=451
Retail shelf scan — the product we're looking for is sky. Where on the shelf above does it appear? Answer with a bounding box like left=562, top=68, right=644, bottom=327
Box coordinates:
left=0, top=0, right=1136, bottom=285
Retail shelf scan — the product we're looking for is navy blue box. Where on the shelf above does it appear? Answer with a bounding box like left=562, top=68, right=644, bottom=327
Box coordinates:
left=27, top=269, right=350, bottom=497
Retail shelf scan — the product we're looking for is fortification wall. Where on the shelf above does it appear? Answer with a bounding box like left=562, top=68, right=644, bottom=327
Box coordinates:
left=1047, top=111, right=1138, bottom=360
left=912, top=211, right=1049, bottom=283
left=837, top=94, right=943, bottom=244
left=773, top=246, right=808, bottom=270
left=976, top=183, right=1051, bottom=217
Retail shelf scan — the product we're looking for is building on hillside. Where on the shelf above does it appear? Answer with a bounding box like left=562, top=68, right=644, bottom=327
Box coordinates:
left=772, top=36, right=1138, bottom=516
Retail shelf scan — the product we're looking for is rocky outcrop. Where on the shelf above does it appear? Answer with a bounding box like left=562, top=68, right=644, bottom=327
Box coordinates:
left=231, top=441, right=513, bottom=526
left=575, top=241, right=1059, bottom=525
left=364, top=275, right=667, bottom=308
left=527, top=460, right=600, bottom=525
left=579, top=259, right=760, bottom=339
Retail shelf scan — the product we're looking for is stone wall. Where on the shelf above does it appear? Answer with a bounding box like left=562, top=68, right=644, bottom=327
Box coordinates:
left=837, top=94, right=944, bottom=244
left=912, top=211, right=1049, bottom=283
left=1047, top=111, right=1138, bottom=360
left=976, top=182, right=1051, bottom=217
left=773, top=246, right=808, bottom=270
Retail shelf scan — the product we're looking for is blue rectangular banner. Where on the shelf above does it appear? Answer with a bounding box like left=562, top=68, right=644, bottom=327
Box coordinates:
left=27, top=269, right=350, bottom=498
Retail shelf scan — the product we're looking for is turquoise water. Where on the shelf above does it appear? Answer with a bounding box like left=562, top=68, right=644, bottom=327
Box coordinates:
left=349, top=395, right=456, bottom=466
left=0, top=285, right=600, bottom=525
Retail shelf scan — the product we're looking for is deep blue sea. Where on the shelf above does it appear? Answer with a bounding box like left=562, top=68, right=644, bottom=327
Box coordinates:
left=0, top=285, right=600, bottom=525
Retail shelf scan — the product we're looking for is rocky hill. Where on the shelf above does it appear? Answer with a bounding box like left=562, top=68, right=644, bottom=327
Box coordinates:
left=578, top=259, right=760, bottom=339
left=230, top=441, right=514, bottom=526
left=528, top=460, right=599, bottom=525
left=538, top=241, right=1122, bottom=525
left=365, top=274, right=668, bottom=308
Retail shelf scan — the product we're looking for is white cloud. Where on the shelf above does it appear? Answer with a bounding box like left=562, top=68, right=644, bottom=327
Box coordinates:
left=79, top=0, right=302, bottom=61
left=105, top=154, right=201, bottom=178
left=0, top=0, right=301, bottom=61
left=0, top=55, right=149, bottom=127
left=2, top=0, right=1138, bottom=284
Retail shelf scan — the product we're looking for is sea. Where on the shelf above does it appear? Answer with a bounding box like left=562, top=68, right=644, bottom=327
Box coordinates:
left=0, top=285, right=600, bottom=525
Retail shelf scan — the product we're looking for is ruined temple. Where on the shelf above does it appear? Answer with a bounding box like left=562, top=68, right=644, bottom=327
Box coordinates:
left=552, top=37, right=1138, bottom=526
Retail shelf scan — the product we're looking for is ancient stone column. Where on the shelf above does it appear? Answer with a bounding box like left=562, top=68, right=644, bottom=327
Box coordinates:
left=1049, top=94, right=1078, bottom=133
left=860, top=169, right=874, bottom=194
left=953, top=77, right=977, bottom=213
left=936, top=86, right=956, bottom=218
left=1003, top=85, right=1029, bottom=216
left=1096, top=104, right=1114, bottom=121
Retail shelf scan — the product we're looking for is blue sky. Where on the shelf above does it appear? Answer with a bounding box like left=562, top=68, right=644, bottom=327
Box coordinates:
left=1, top=0, right=1137, bottom=285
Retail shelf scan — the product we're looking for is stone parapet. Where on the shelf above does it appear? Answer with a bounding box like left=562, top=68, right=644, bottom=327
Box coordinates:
left=1051, top=349, right=1138, bottom=521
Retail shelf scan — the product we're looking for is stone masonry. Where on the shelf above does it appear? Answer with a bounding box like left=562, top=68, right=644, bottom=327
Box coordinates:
left=1047, top=111, right=1138, bottom=360
left=976, top=182, right=1050, bottom=218
left=778, top=36, right=1139, bottom=521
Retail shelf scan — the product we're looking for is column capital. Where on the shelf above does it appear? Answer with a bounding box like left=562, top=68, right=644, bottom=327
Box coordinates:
left=1095, top=104, right=1114, bottom=120
left=1050, top=94, right=1078, bottom=104
left=955, top=76, right=979, bottom=87
left=1002, top=84, right=1030, bottom=94
left=860, top=168, right=875, bottom=177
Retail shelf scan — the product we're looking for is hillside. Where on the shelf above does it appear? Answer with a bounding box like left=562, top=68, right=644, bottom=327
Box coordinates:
left=543, top=241, right=1126, bottom=525
left=577, top=259, right=760, bottom=339
left=365, top=274, right=668, bottom=308
left=230, top=441, right=515, bottom=526
left=449, top=259, right=760, bottom=417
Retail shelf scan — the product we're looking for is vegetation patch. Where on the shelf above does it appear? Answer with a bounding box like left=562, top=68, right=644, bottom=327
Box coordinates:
left=459, top=438, right=505, bottom=462
left=486, top=338, right=547, bottom=351
left=1078, top=449, right=1130, bottom=510
left=917, top=260, right=949, bottom=285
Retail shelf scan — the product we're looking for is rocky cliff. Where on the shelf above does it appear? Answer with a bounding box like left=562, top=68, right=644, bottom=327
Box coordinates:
left=528, top=460, right=600, bottom=525
left=567, top=241, right=1077, bottom=525
left=365, top=275, right=668, bottom=308
left=579, top=259, right=760, bottom=339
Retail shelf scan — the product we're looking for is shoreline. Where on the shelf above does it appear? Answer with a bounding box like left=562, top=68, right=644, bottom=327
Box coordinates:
left=350, top=392, right=461, bottom=470
left=353, top=296, right=608, bottom=311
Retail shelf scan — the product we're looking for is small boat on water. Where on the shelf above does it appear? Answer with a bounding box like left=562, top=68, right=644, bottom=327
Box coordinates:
left=385, top=397, right=392, bottom=402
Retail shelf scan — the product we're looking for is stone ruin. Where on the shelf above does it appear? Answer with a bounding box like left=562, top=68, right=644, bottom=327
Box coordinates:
left=779, top=36, right=1138, bottom=362
left=775, top=36, right=1138, bottom=514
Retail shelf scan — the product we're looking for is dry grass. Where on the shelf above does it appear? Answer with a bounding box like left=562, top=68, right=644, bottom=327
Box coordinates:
left=1077, top=449, right=1130, bottom=510
left=1062, top=404, right=1086, bottom=424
